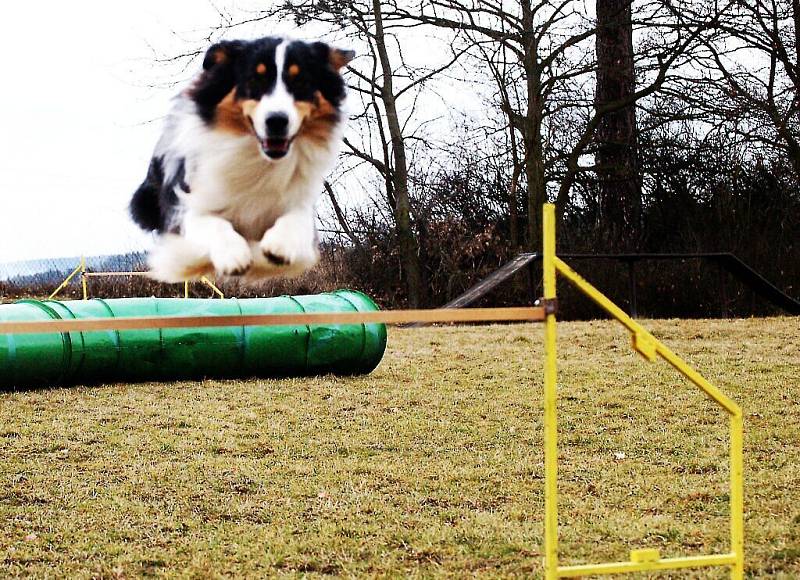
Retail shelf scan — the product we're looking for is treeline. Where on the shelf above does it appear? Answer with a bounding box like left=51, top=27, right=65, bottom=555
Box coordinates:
left=329, top=126, right=799, bottom=318
left=6, top=128, right=794, bottom=318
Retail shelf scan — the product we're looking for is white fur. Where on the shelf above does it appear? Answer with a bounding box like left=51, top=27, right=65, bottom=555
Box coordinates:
left=147, top=39, right=342, bottom=282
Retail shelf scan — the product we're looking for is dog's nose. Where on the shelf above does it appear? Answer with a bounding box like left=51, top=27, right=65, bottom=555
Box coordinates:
left=265, top=113, right=289, bottom=135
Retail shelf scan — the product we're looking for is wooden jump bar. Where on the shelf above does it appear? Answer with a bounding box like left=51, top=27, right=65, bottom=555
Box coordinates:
left=0, top=307, right=545, bottom=335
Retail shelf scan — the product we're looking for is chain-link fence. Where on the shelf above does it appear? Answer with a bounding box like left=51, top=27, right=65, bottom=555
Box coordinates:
left=0, top=253, right=147, bottom=285
left=0, top=245, right=355, bottom=302
left=0, top=252, right=149, bottom=301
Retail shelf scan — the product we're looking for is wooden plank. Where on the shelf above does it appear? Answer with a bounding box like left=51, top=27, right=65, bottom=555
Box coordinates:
left=0, top=307, right=545, bottom=335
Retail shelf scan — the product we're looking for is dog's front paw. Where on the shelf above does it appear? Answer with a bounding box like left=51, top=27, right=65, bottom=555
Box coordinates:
left=147, top=234, right=213, bottom=282
left=259, top=224, right=319, bottom=271
left=210, top=233, right=253, bottom=276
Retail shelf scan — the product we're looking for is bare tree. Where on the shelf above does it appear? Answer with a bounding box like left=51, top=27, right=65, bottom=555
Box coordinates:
left=390, top=0, right=731, bottom=251
left=390, top=0, right=595, bottom=248
left=675, top=0, right=800, bottom=173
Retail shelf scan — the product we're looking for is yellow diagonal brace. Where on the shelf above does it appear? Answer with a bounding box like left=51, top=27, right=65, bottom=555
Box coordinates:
left=553, top=256, right=741, bottom=417
left=48, top=260, right=84, bottom=300
left=200, top=276, right=225, bottom=299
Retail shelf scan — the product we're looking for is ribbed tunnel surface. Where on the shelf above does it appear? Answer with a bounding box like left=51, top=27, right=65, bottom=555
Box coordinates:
left=0, top=290, right=387, bottom=389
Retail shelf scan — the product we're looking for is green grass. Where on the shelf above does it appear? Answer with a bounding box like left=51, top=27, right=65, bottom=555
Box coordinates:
left=1, top=317, right=798, bottom=578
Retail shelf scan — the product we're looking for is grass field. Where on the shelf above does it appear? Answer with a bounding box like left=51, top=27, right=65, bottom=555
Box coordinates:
left=1, top=317, right=798, bottom=578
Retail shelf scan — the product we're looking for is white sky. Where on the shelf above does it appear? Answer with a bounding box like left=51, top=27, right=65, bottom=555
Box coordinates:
left=0, top=1, right=265, bottom=262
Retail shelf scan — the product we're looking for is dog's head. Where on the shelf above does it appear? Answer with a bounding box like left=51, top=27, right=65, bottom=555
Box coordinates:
left=190, top=37, right=354, bottom=160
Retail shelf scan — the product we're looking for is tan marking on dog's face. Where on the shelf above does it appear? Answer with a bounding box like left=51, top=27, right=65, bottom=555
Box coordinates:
left=214, top=89, right=252, bottom=135
left=256, top=62, right=267, bottom=75
left=294, top=101, right=313, bottom=123
left=288, top=64, right=300, bottom=77
left=240, top=98, right=258, bottom=118
left=296, top=92, right=339, bottom=144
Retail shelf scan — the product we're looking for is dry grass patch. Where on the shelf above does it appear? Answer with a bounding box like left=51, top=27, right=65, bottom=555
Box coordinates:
left=0, top=317, right=798, bottom=578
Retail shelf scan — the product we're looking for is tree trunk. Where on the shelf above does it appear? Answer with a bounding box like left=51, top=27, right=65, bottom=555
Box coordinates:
left=524, top=119, right=546, bottom=253
left=521, top=2, right=547, bottom=254
left=372, top=0, right=426, bottom=307
left=794, top=0, right=800, bottom=77
left=793, top=0, right=800, bottom=106
left=595, top=0, right=642, bottom=250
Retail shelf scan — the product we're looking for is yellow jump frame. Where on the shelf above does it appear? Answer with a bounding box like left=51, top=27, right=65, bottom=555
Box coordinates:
left=4, top=205, right=743, bottom=577
left=48, top=262, right=225, bottom=300
left=541, top=204, right=744, bottom=579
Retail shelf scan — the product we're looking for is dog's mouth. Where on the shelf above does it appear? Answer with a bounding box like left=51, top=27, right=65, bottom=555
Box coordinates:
left=260, top=137, right=291, bottom=160
left=246, top=117, right=293, bottom=160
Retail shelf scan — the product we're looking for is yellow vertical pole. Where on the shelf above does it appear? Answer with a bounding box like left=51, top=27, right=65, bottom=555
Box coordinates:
left=184, top=281, right=189, bottom=299
left=542, top=203, right=559, bottom=580
left=80, top=257, right=88, bottom=301
left=730, top=413, right=744, bottom=579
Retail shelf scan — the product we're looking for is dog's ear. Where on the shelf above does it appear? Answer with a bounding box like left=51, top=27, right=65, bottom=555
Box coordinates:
left=311, top=42, right=355, bottom=71
left=201, top=40, right=244, bottom=71
left=330, top=47, right=356, bottom=70
left=191, top=40, right=246, bottom=121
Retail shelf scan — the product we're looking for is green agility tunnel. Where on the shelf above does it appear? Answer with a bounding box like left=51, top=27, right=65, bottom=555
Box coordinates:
left=0, top=290, right=387, bottom=389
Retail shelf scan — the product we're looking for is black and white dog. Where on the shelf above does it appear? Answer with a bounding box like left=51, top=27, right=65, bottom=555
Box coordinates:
left=130, top=37, right=353, bottom=282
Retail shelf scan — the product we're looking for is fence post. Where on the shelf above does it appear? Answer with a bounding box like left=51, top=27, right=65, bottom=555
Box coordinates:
left=627, top=260, right=638, bottom=318
left=81, top=257, right=88, bottom=300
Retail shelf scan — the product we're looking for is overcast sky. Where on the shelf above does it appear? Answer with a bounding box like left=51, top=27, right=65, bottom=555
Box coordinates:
left=0, top=1, right=316, bottom=263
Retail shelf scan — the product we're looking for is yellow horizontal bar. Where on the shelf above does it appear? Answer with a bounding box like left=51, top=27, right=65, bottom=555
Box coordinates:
left=0, top=306, right=545, bottom=335
left=557, top=553, right=737, bottom=577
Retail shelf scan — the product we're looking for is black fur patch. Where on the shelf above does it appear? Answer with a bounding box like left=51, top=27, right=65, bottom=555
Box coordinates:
left=129, top=156, right=165, bottom=232
left=192, top=40, right=247, bottom=123
left=129, top=157, right=187, bottom=233
left=172, top=158, right=190, bottom=194
left=298, top=41, right=348, bottom=107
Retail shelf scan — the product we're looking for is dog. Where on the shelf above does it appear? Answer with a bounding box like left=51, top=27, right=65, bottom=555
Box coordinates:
left=129, top=37, right=354, bottom=282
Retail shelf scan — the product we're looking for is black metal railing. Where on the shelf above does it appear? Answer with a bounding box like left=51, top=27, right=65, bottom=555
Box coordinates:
left=439, top=252, right=799, bottom=318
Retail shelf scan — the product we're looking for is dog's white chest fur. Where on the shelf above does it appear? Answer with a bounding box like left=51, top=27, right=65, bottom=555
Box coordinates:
left=188, top=131, right=301, bottom=239
left=171, top=113, right=338, bottom=239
